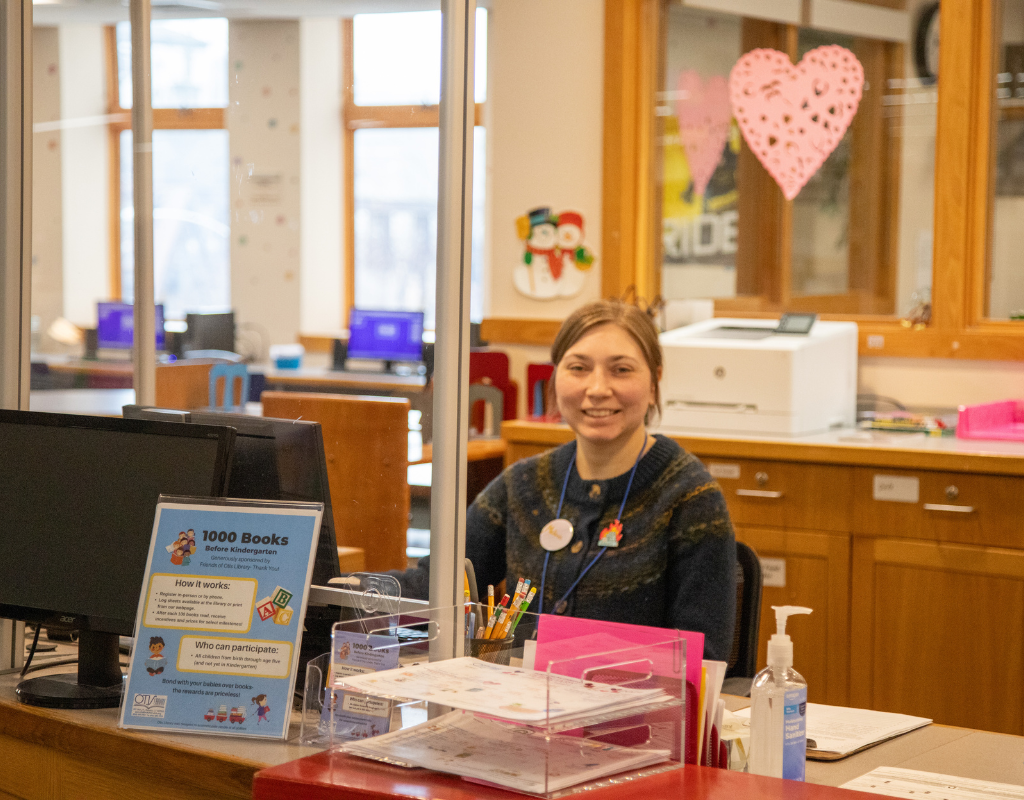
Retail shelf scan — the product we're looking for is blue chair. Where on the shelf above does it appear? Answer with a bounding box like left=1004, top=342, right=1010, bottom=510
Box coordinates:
left=208, top=363, right=250, bottom=410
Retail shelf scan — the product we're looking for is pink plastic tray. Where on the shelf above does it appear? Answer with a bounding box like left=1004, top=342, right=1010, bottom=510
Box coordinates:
left=957, top=400, right=1024, bottom=441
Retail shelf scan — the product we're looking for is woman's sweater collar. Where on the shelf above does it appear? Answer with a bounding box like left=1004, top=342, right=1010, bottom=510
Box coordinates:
left=551, top=434, right=676, bottom=503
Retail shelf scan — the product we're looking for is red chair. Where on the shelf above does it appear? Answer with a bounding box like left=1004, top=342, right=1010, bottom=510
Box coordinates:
left=468, top=351, right=518, bottom=434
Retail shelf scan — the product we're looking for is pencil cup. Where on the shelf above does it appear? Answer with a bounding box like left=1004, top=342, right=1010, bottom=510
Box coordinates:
left=469, top=635, right=515, bottom=666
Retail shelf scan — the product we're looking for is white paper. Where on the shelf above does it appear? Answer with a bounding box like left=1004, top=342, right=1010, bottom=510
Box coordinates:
left=344, top=710, right=670, bottom=794
left=732, top=703, right=930, bottom=756
left=841, top=767, right=1024, bottom=799
left=337, top=656, right=669, bottom=725
left=702, top=660, right=727, bottom=762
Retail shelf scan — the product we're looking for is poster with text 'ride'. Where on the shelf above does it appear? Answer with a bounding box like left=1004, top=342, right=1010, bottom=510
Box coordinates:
left=118, top=497, right=322, bottom=740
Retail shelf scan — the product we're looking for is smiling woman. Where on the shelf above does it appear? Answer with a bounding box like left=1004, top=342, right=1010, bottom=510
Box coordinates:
left=394, top=299, right=739, bottom=661
left=549, top=302, right=664, bottom=480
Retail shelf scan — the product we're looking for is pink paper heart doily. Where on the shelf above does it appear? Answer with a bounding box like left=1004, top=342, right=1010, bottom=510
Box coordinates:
left=729, top=45, right=864, bottom=200
left=675, top=70, right=732, bottom=197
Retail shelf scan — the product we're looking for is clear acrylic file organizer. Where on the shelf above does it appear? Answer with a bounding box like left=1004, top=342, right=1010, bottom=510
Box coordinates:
left=302, top=604, right=687, bottom=798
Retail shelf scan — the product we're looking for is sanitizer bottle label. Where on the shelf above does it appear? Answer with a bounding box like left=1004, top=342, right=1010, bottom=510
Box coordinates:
left=782, top=686, right=807, bottom=780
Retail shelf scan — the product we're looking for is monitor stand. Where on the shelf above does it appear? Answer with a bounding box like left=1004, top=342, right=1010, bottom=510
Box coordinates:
left=16, top=630, right=123, bottom=709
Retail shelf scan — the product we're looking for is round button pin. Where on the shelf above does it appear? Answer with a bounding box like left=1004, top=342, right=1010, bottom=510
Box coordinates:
left=554, top=600, right=569, bottom=614
left=539, top=518, right=573, bottom=551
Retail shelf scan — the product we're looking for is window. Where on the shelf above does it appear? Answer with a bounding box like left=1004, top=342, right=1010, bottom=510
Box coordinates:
left=345, top=9, right=487, bottom=329
left=111, top=19, right=230, bottom=319
left=658, top=3, right=931, bottom=318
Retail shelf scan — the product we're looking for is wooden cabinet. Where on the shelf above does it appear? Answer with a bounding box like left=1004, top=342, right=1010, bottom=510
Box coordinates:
left=850, top=537, right=1024, bottom=734
left=501, top=421, right=1024, bottom=734
left=700, top=457, right=852, bottom=705
left=853, top=467, right=1024, bottom=548
left=702, top=457, right=853, bottom=532
left=733, top=527, right=850, bottom=706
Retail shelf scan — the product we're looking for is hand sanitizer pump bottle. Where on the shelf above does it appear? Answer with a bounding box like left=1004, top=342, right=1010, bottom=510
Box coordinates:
left=748, top=605, right=812, bottom=780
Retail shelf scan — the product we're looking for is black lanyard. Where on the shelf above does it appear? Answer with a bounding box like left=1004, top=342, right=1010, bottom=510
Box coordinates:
left=537, top=436, right=647, bottom=615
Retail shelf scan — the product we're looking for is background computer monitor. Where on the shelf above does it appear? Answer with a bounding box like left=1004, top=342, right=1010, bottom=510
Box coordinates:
left=96, top=301, right=166, bottom=350
left=347, top=309, right=424, bottom=363
left=122, top=407, right=341, bottom=588
left=183, top=311, right=235, bottom=354
left=0, top=410, right=234, bottom=708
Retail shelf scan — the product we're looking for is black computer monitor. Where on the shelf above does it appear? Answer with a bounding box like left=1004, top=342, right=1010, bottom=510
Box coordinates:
left=0, top=410, right=234, bottom=709
left=183, top=311, right=235, bottom=354
left=122, top=407, right=341, bottom=588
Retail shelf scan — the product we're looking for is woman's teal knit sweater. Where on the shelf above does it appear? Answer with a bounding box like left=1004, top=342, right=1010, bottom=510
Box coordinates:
left=399, top=434, right=738, bottom=662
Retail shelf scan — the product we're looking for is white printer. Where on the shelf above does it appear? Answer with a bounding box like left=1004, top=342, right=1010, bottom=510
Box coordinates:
left=657, top=317, right=857, bottom=436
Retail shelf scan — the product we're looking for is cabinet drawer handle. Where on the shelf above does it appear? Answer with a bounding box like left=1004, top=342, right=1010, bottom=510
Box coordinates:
left=923, top=503, right=975, bottom=513
left=736, top=489, right=784, bottom=499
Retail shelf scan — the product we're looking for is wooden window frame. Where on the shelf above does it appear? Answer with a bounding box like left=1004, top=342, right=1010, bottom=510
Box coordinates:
left=103, top=25, right=226, bottom=302
left=341, top=18, right=484, bottom=328
left=483, top=0, right=1024, bottom=362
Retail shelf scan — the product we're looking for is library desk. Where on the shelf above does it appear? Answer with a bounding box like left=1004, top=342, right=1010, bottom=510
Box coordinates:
left=1, top=660, right=1022, bottom=800
left=503, top=420, right=1024, bottom=736
left=251, top=705, right=1024, bottom=799
left=257, top=366, right=427, bottom=396
left=40, top=358, right=134, bottom=389
left=29, top=388, right=136, bottom=416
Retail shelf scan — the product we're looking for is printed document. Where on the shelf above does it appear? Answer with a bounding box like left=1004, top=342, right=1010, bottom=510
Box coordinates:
left=344, top=710, right=671, bottom=794
left=733, top=703, right=930, bottom=758
left=842, top=767, right=1024, bottom=799
left=336, top=656, right=669, bottom=725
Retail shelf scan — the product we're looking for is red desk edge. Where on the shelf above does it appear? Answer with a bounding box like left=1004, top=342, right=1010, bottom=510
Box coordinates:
left=253, top=750, right=879, bottom=800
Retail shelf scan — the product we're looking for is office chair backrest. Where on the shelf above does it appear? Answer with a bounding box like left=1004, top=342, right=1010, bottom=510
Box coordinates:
left=727, top=541, right=763, bottom=681
left=208, top=363, right=250, bottom=409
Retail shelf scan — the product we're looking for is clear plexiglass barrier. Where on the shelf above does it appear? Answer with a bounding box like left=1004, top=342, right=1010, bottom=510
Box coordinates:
left=300, top=605, right=688, bottom=798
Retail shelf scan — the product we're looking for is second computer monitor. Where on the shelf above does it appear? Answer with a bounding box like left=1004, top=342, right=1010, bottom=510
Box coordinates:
left=96, top=301, right=166, bottom=350
left=347, top=309, right=424, bottom=363
left=184, top=311, right=235, bottom=354
left=122, top=406, right=341, bottom=588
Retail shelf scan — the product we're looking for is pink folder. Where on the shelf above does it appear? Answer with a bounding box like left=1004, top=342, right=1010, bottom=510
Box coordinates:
left=534, top=614, right=703, bottom=690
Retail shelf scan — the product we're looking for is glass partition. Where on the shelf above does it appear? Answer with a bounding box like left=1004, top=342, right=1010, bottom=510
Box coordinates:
left=659, top=1, right=938, bottom=319
left=27, top=3, right=485, bottom=582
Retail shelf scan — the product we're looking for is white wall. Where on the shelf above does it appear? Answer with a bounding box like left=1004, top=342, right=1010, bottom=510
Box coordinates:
left=58, top=24, right=109, bottom=328
left=32, top=27, right=65, bottom=350
left=299, top=17, right=344, bottom=336
left=860, top=357, right=1024, bottom=411
left=485, top=0, right=604, bottom=320
left=228, top=20, right=303, bottom=351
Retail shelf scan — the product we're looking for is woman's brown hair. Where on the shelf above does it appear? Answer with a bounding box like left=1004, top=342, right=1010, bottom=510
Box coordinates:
left=548, top=299, right=663, bottom=424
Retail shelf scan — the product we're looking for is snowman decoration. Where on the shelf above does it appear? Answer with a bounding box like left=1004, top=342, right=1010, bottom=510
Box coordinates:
left=514, top=207, right=594, bottom=300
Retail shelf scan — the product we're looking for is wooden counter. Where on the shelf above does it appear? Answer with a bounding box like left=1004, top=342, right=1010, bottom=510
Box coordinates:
left=502, top=420, right=1024, bottom=736
left=503, top=420, right=1024, bottom=475
left=257, top=366, right=427, bottom=396
left=0, top=669, right=316, bottom=800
